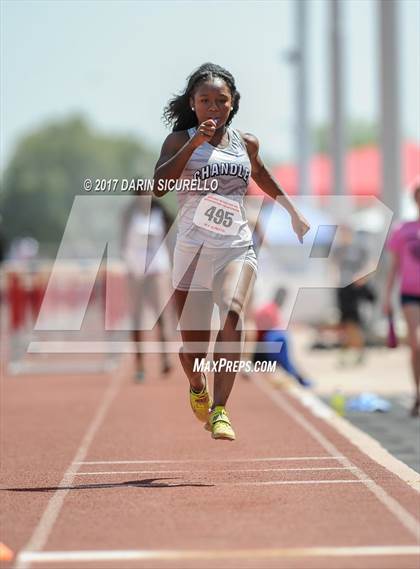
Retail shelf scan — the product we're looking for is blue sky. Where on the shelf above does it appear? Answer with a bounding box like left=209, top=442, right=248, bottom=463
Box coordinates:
left=1, top=0, right=419, bottom=170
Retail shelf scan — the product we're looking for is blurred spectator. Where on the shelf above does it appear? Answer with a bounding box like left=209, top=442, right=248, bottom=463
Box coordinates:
left=0, top=226, right=4, bottom=266
left=0, top=220, right=4, bottom=306
left=383, top=183, right=420, bottom=417
left=331, top=225, right=375, bottom=366
left=8, top=236, right=39, bottom=262
left=121, top=192, right=173, bottom=381
left=253, top=287, right=313, bottom=388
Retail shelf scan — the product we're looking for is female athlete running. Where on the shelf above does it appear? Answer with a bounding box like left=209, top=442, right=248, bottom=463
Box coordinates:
left=153, top=63, right=310, bottom=440
left=383, top=183, right=420, bottom=417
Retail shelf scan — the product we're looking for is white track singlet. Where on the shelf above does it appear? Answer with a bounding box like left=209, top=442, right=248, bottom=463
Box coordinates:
left=176, top=127, right=253, bottom=248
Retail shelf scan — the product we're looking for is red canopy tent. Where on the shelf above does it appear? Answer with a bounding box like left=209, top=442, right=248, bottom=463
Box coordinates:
left=248, top=142, right=420, bottom=197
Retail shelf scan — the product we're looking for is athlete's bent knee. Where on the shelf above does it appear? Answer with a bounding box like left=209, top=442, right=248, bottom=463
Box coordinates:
left=219, top=298, right=244, bottom=323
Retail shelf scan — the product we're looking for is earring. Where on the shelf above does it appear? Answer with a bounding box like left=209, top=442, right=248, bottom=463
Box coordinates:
left=191, top=107, right=195, bottom=111
left=230, top=107, right=233, bottom=111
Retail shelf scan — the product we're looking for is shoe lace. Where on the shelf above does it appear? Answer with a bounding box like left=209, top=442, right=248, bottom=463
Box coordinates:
left=212, top=410, right=230, bottom=425
left=193, top=395, right=209, bottom=405
left=191, top=388, right=209, bottom=400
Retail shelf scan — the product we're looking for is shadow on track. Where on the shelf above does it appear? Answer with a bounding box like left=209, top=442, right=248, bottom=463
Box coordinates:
left=2, top=477, right=214, bottom=492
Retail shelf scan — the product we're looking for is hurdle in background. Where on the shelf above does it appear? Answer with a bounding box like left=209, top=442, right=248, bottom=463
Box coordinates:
left=1, top=260, right=130, bottom=376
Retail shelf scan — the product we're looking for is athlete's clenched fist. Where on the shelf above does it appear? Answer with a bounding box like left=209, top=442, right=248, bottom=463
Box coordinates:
left=191, top=119, right=218, bottom=147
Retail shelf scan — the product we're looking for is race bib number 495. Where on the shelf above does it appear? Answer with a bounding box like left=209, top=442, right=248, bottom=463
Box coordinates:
left=193, top=193, right=242, bottom=236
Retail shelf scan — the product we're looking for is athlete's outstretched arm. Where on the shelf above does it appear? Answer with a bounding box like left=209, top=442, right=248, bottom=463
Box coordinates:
left=242, top=132, right=310, bottom=243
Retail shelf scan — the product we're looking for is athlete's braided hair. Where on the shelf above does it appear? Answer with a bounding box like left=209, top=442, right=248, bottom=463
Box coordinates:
left=163, top=62, right=240, bottom=132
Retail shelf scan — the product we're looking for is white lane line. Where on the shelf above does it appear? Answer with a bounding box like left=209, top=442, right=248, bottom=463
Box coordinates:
left=75, top=456, right=344, bottom=465
left=18, top=545, right=420, bottom=563
left=252, top=375, right=420, bottom=541
left=15, top=368, right=125, bottom=569
left=295, top=387, right=420, bottom=492
left=226, top=480, right=370, bottom=487
left=51, top=478, right=369, bottom=487
left=74, top=466, right=358, bottom=476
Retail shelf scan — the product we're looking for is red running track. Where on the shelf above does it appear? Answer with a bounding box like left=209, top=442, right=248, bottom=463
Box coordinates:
left=1, top=354, right=419, bottom=569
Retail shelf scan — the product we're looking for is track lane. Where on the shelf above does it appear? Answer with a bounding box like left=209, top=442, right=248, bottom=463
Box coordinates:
left=2, top=353, right=419, bottom=569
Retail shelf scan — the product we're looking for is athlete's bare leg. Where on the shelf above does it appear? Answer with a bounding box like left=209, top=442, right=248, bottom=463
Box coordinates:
left=402, top=303, right=420, bottom=416
left=127, top=274, right=146, bottom=378
left=212, top=261, right=256, bottom=407
left=174, top=289, right=213, bottom=392
left=148, top=274, right=173, bottom=374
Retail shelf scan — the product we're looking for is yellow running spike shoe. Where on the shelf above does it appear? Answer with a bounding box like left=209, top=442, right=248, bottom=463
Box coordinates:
left=189, top=375, right=212, bottom=423
left=207, top=405, right=236, bottom=441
